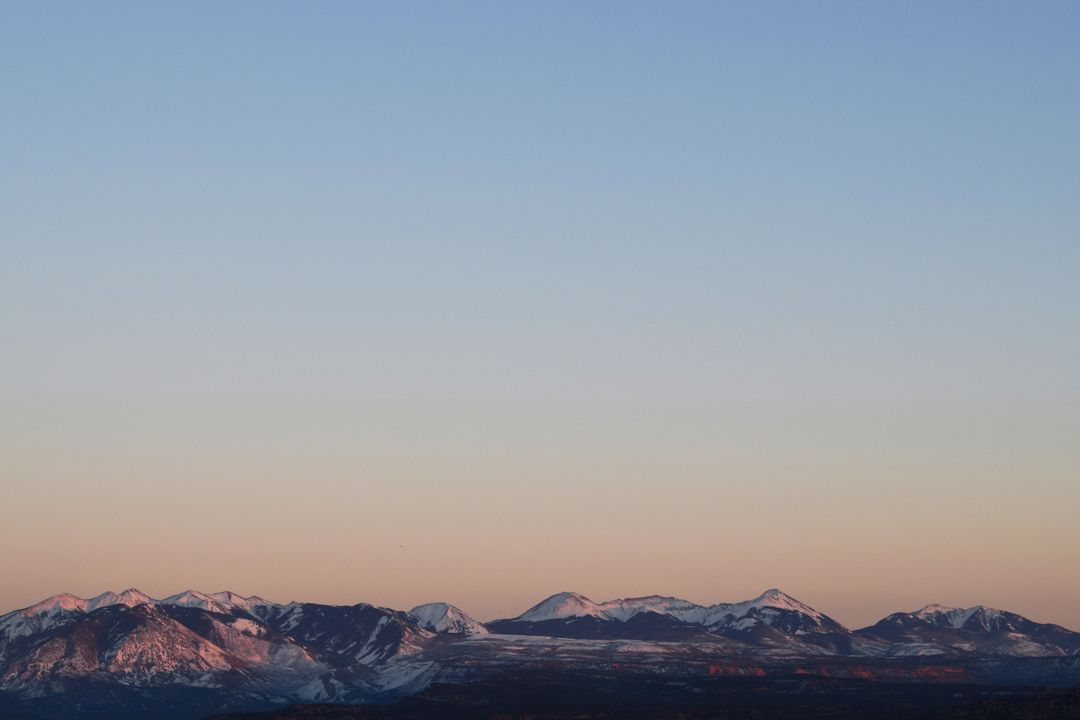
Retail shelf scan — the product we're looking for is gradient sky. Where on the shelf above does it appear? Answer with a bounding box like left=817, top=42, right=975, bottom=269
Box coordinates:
left=2, top=1, right=1078, bottom=629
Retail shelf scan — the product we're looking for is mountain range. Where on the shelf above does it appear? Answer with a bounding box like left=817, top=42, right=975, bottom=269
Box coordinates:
left=2, top=587, right=1078, bottom=719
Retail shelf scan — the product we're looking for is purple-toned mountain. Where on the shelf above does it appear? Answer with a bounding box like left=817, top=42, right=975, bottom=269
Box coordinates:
left=855, top=603, right=1080, bottom=657
left=0, top=601, right=322, bottom=697
left=486, top=589, right=853, bottom=652
left=0, top=589, right=440, bottom=704
left=1, top=588, right=1079, bottom=720
left=407, top=602, right=488, bottom=635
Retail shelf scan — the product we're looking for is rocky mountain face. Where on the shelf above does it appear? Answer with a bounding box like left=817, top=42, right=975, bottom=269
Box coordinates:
left=0, top=590, right=448, bottom=708
left=407, top=602, right=489, bottom=635
left=855, top=604, right=1080, bottom=657
left=487, top=589, right=854, bottom=653
left=1, top=588, right=1078, bottom=719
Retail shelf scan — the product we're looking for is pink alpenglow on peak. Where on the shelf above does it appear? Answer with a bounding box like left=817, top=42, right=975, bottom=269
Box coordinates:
left=483, top=588, right=850, bottom=644
left=514, top=592, right=611, bottom=622
left=504, top=589, right=834, bottom=629
left=85, top=589, right=154, bottom=611
left=743, top=588, right=826, bottom=619
left=160, top=590, right=277, bottom=614
left=0, top=588, right=281, bottom=640
left=0, top=589, right=154, bottom=643
left=910, top=604, right=1010, bottom=630
left=21, top=593, right=89, bottom=615
left=597, top=596, right=706, bottom=623
left=4, top=588, right=154, bottom=624
left=408, top=602, right=488, bottom=634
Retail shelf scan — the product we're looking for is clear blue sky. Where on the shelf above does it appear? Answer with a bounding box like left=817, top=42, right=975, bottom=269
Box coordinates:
left=2, top=1, right=1078, bottom=627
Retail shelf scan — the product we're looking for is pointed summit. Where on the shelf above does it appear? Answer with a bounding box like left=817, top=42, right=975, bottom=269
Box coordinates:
left=160, top=590, right=237, bottom=614
left=19, top=593, right=89, bottom=616
left=83, top=589, right=153, bottom=611
left=748, top=588, right=824, bottom=619
left=116, top=588, right=152, bottom=606
left=408, top=602, right=488, bottom=634
left=515, top=592, right=609, bottom=622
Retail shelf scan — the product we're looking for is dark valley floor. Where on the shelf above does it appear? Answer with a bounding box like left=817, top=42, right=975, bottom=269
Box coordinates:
left=209, top=673, right=1080, bottom=720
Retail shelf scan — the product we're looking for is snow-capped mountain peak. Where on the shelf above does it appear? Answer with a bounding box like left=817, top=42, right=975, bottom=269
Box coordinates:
left=160, top=590, right=227, bottom=612
left=19, top=593, right=89, bottom=615
left=747, top=588, right=825, bottom=619
left=500, top=589, right=837, bottom=633
left=159, top=589, right=275, bottom=614
left=855, top=603, right=1077, bottom=655
left=6, top=588, right=153, bottom=622
left=116, top=588, right=153, bottom=606
left=910, top=604, right=1010, bottom=631
left=207, top=590, right=277, bottom=613
left=515, top=592, right=609, bottom=622
left=84, top=588, right=153, bottom=611
left=596, top=595, right=706, bottom=623
left=0, top=590, right=154, bottom=644
left=408, top=602, right=488, bottom=634
left=686, top=588, right=837, bottom=633
left=2, top=588, right=278, bottom=630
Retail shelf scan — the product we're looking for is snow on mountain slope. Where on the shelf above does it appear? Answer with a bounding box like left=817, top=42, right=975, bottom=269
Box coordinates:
left=870, top=605, right=1029, bottom=634
left=597, top=596, right=708, bottom=623
left=483, top=589, right=850, bottom=651
left=736, top=588, right=827, bottom=620
left=502, top=589, right=839, bottom=634
left=253, top=603, right=433, bottom=666
left=408, top=603, right=488, bottom=635
left=0, top=589, right=154, bottom=646
left=4, top=604, right=243, bottom=690
left=514, top=592, right=612, bottom=622
left=159, top=590, right=277, bottom=615
left=0, top=588, right=277, bottom=645
left=86, top=589, right=154, bottom=611
left=911, top=605, right=1011, bottom=631
left=207, top=591, right=278, bottom=614
left=855, top=604, right=1080, bottom=657
left=5, top=587, right=1078, bottom=700
left=699, top=588, right=838, bottom=633
left=0, top=594, right=88, bottom=645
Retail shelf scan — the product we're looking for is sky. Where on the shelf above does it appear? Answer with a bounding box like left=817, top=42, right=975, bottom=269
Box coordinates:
left=1, top=1, right=1078, bottom=629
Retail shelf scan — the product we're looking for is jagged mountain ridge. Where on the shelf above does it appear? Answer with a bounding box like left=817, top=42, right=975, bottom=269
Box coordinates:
left=486, top=589, right=850, bottom=650
left=0, top=589, right=275, bottom=647
left=2, top=587, right=1079, bottom=719
left=0, top=602, right=323, bottom=695
left=855, top=603, right=1080, bottom=657
left=0, top=590, right=446, bottom=702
